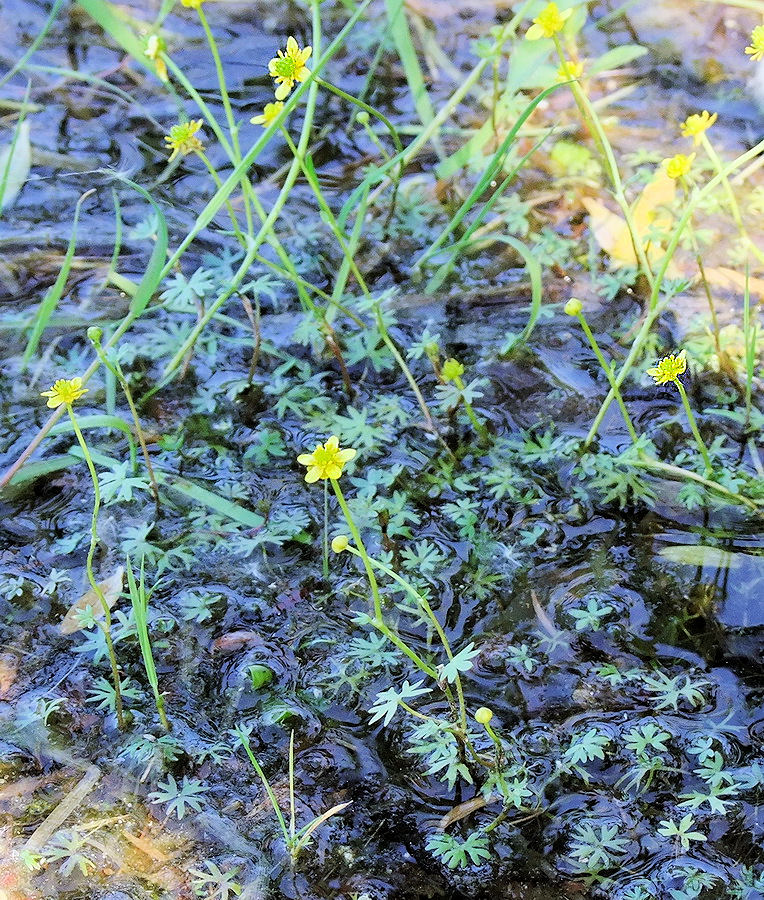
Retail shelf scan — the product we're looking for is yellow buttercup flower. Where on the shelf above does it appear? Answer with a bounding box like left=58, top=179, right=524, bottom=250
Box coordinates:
left=41, top=377, right=88, bottom=408
left=680, top=110, right=717, bottom=145
left=144, top=34, right=168, bottom=82
left=646, top=349, right=687, bottom=385
left=331, top=535, right=350, bottom=553
left=297, top=436, right=356, bottom=483
left=664, top=152, right=695, bottom=180
left=745, top=25, right=764, bottom=61
left=164, top=119, right=204, bottom=160
left=250, top=101, right=284, bottom=128
left=557, top=59, right=584, bottom=81
left=181, top=0, right=205, bottom=7
left=526, top=2, right=572, bottom=40
left=268, top=36, right=312, bottom=101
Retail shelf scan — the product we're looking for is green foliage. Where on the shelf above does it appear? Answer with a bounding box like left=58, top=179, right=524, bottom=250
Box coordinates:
left=426, top=831, right=491, bottom=869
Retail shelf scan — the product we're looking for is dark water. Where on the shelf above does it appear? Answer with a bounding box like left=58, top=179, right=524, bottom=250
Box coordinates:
left=0, top=2, right=763, bottom=899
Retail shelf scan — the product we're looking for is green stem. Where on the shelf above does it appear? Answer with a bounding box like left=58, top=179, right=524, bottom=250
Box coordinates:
left=700, top=133, right=764, bottom=268
left=197, top=5, right=254, bottom=236
left=331, top=479, right=383, bottom=622
left=552, top=36, right=654, bottom=290
left=66, top=405, right=125, bottom=729
left=584, top=135, right=764, bottom=447
left=575, top=312, right=639, bottom=445
left=90, top=337, right=160, bottom=507
left=673, top=379, right=713, bottom=475
left=629, top=456, right=761, bottom=513
left=453, top=374, right=490, bottom=443
left=322, top=480, right=329, bottom=578
left=195, top=149, right=248, bottom=247
left=280, top=127, right=438, bottom=434
left=315, top=75, right=403, bottom=216
left=346, top=547, right=468, bottom=733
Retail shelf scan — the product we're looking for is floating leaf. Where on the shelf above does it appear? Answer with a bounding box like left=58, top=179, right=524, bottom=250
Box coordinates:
left=59, top=567, right=124, bottom=635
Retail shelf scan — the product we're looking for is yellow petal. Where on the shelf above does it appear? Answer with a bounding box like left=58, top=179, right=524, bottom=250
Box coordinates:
left=275, top=81, right=292, bottom=101
left=325, top=464, right=343, bottom=480
left=286, top=36, right=299, bottom=55
left=305, top=467, right=321, bottom=483
left=297, top=453, right=315, bottom=465
left=526, top=22, right=543, bottom=39
left=337, top=449, right=356, bottom=463
left=325, top=435, right=339, bottom=450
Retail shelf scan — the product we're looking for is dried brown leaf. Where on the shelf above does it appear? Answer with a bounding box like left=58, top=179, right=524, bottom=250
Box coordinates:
left=59, top=567, right=124, bottom=635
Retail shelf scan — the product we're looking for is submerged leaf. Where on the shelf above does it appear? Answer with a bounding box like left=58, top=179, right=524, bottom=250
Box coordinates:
left=659, top=545, right=744, bottom=569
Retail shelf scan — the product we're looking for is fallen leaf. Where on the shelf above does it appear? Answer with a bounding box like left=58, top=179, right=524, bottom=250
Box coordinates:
left=59, top=567, right=124, bottom=635
left=703, top=266, right=764, bottom=298
left=583, top=170, right=676, bottom=269
left=0, top=655, right=18, bottom=700
left=0, top=120, right=31, bottom=211
left=406, top=0, right=512, bottom=16
left=438, top=795, right=491, bottom=830
left=211, top=631, right=263, bottom=652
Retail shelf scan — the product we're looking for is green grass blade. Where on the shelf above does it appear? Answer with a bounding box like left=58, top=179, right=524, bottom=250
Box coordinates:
left=384, top=0, right=435, bottom=129
left=75, top=0, right=155, bottom=75
left=0, top=0, right=67, bottom=89
left=158, top=474, right=265, bottom=529
left=22, top=189, right=91, bottom=367
left=497, top=235, right=543, bottom=349
left=126, top=554, right=169, bottom=730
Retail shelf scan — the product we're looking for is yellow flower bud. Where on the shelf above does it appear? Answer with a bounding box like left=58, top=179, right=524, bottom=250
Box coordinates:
left=475, top=706, right=494, bottom=725
left=564, top=298, right=583, bottom=317
left=331, top=535, right=350, bottom=553
left=441, top=358, right=465, bottom=382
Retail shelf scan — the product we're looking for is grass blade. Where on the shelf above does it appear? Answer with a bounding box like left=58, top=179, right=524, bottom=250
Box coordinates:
left=22, top=189, right=93, bottom=367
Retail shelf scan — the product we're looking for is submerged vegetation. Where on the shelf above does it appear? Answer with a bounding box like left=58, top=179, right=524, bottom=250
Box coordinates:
left=0, top=0, right=763, bottom=897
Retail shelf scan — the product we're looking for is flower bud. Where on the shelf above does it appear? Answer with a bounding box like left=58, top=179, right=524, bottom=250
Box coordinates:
left=87, top=326, right=103, bottom=345
left=355, top=110, right=370, bottom=125
left=331, top=535, right=350, bottom=553
left=564, top=298, right=583, bottom=317
left=441, top=358, right=465, bottom=382
left=475, top=706, right=494, bottom=725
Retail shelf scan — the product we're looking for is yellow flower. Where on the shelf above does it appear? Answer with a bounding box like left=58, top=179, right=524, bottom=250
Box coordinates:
left=297, top=435, right=356, bottom=483
left=41, top=377, right=88, bottom=408
left=663, top=152, right=695, bottom=180
left=164, top=119, right=204, bottom=160
left=250, top=101, right=284, bottom=127
left=441, top=358, right=465, bottom=382
left=526, top=2, right=573, bottom=40
left=181, top=0, right=205, bottom=7
left=680, top=110, right=717, bottom=145
left=745, top=25, right=764, bottom=61
left=268, top=36, right=312, bottom=100
left=556, top=59, right=584, bottom=81
left=646, top=349, right=687, bottom=385
left=144, top=34, right=168, bottom=82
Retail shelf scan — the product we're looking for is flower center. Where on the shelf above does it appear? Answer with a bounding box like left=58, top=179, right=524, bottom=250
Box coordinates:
left=273, top=56, right=299, bottom=80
